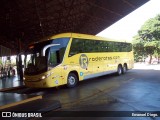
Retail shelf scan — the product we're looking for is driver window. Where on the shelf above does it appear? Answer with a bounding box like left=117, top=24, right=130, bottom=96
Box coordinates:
left=49, top=51, right=57, bottom=67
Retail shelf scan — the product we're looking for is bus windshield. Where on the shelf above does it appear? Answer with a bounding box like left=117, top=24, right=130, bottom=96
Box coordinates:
left=24, top=37, right=70, bottom=75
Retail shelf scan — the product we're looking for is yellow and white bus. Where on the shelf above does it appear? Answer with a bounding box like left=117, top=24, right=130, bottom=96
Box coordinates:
left=24, top=33, right=134, bottom=88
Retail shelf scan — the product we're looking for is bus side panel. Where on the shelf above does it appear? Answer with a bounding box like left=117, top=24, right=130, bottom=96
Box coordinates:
left=48, top=65, right=64, bottom=87
left=126, top=52, right=134, bottom=69
left=90, top=53, right=117, bottom=75
left=63, top=53, right=93, bottom=83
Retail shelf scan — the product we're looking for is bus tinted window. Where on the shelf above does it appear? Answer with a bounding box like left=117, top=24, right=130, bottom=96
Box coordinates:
left=69, top=38, right=132, bottom=56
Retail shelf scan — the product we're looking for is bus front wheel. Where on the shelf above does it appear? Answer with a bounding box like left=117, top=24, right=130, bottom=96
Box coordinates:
left=67, top=73, right=78, bottom=88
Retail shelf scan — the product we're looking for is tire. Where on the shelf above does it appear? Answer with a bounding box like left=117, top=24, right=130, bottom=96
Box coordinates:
left=117, top=65, right=123, bottom=75
left=67, top=73, right=78, bottom=88
left=123, top=64, right=127, bottom=74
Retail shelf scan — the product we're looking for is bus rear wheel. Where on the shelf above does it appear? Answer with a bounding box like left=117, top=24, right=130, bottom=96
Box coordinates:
left=123, top=64, right=127, bottom=74
left=117, top=65, right=123, bottom=75
left=67, top=73, right=78, bottom=88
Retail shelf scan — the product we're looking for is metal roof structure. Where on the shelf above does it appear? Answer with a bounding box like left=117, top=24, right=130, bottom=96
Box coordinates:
left=0, top=0, right=149, bottom=55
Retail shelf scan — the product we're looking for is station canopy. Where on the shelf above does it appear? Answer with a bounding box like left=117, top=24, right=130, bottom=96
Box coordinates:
left=0, top=0, right=149, bottom=55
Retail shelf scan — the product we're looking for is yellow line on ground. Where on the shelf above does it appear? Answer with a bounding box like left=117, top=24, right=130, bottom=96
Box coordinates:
left=0, top=95, right=42, bottom=110
left=0, top=86, right=25, bottom=92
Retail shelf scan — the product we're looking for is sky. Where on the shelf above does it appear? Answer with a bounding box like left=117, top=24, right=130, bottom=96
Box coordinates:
left=97, top=0, right=160, bottom=42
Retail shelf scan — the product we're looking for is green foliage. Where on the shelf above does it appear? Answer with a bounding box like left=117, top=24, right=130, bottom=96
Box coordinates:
left=0, top=58, right=2, bottom=65
left=133, top=14, right=160, bottom=63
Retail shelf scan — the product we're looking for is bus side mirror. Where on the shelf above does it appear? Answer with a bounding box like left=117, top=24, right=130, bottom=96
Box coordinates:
left=42, top=44, right=60, bottom=56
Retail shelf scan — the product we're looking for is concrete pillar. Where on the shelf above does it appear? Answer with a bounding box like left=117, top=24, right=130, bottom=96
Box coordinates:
left=16, top=55, right=23, bottom=81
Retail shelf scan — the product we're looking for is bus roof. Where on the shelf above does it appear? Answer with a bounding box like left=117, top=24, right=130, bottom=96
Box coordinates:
left=34, top=33, right=130, bottom=44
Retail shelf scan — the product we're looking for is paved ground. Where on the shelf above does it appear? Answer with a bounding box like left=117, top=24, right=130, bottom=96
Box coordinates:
left=40, top=63, right=160, bottom=120
left=1, top=63, right=159, bottom=120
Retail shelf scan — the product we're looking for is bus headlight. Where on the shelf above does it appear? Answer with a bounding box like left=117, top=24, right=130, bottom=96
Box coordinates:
left=41, top=76, right=46, bottom=79
left=41, top=73, right=51, bottom=80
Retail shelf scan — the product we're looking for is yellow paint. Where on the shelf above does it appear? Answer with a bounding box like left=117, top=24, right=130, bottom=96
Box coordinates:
left=0, top=95, right=42, bottom=110
left=24, top=33, right=134, bottom=88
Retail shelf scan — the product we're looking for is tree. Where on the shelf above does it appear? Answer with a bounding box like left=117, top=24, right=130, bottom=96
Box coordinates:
left=133, top=14, right=160, bottom=64
left=132, top=35, right=145, bottom=62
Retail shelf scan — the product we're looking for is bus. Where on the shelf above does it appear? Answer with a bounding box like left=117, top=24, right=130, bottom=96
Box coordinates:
left=24, top=33, right=134, bottom=88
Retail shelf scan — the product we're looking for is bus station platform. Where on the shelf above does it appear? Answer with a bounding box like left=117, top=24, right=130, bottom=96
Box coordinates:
left=0, top=75, right=24, bottom=92
left=0, top=93, right=42, bottom=110
left=0, top=76, right=61, bottom=112
left=0, top=92, right=61, bottom=111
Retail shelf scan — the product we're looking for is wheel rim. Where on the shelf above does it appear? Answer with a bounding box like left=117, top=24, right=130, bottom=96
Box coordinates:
left=123, top=66, right=126, bottom=73
left=119, top=67, right=122, bottom=74
left=68, top=76, right=75, bottom=85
